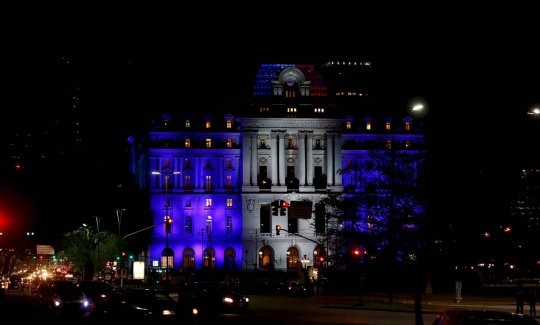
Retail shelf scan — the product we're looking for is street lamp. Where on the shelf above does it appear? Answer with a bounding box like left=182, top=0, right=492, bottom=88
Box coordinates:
left=95, top=216, right=101, bottom=280
left=152, top=168, right=180, bottom=288
left=116, top=209, right=126, bottom=287
left=301, top=254, right=310, bottom=269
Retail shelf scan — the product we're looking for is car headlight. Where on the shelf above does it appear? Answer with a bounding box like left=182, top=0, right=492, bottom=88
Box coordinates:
left=245, top=297, right=249, bottom=302
left=224, top=297, right=234, bottom=303
left=54, top=299, right=62, bottom=307
left=162, top=309, right=176, bottom=316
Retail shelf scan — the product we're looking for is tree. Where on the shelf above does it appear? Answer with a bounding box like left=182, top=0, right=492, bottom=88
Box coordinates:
left=316, top=149, right=427, bottom=303
left=58, top=226, right=124, bottom=280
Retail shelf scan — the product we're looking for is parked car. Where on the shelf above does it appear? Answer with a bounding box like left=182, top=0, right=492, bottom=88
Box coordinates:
left=177, top=282, right=249, bottom=315
left=77, top=281, right=117, bottom=311
left=33, top=280, right=90, bottom=315
left=430, top=309, right=539, bottom=325
left=93, top=288, right=196, bottom=324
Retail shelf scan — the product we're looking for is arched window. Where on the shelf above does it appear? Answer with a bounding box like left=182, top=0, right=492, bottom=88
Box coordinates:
left=183, top=248, right=195, bottom=269
left=203, top=247, right=215, bottom=269
left=287, top=247, right=300, bottom=269
left=259, top=246, right=273, bottom=271
left=224, top=248, right=236, bottom=270
left=161, top=247, right=174, bottom=271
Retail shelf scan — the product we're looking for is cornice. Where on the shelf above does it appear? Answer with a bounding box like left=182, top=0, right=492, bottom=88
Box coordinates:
left=237, top=118, right=343, bottom=129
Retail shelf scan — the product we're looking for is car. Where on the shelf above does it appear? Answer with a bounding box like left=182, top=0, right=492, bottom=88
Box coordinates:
left=77, top=280, right=117, bottom=311
left=33, top=280, right=91, bottom=315
left=92, top=288, right=196, bottom=323
left=177, top=282, right=249, bottom=315
left=430, top=309, right=539, bottom=325
left=282, top=280, right=310, bottom=297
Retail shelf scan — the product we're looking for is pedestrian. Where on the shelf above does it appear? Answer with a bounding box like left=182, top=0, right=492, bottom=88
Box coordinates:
left=526, top=286, right=537, bottom=318
left=516, top=283, right=525, bottom=314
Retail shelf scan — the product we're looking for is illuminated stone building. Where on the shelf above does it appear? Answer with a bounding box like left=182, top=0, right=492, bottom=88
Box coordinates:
left=129, top=61, right=426, bottom=275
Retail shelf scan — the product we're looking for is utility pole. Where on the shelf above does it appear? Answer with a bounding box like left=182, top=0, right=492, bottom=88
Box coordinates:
left=116, top=209, right=126, bottom=287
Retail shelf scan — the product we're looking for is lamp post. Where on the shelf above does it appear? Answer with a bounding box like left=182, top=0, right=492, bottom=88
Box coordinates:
left=152, top=168, right=180, bottom=287
left=95, top=216, right=101, bottom=280
left=116, top=209, right=126, bottom=287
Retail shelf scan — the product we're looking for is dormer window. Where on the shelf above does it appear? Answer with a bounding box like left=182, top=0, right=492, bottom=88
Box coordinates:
left=226, top=120, right=232, bottom=128
left=405, top=140, right=411, bottom=148
left=185, top=120, right=191, bottom=128
left=185, top=139, right=191, bottom=148
left=206, top=139, right=212, bottom=148
left=405, top=122, right=411, bottom=131
left=386, top=122, right=391, bottom=131
left=227, top=139, right=232, bottom=148
left=366, top=122, right=372, bottom=130
left=206, top=120, right=211, bottom=128
left=346, top=121, right=352, bottom=130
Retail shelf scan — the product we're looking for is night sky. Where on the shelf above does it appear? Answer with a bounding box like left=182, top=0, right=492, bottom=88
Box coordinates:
left=1, top=17, right=539, bottom=247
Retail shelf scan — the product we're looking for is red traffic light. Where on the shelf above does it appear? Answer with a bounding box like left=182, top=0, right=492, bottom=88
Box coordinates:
left=319, top=256, right=325, bottom=262
left=122, top=252, right=126, bottom=257
left=353, top=249, right=360, bottom=255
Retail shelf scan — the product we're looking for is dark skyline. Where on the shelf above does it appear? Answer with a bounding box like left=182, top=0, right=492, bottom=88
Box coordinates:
left=1, top=25, right=539, bottom=248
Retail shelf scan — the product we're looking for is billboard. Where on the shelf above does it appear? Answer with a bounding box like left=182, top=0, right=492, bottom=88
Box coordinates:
left=36, top=245, right=55, bottom=255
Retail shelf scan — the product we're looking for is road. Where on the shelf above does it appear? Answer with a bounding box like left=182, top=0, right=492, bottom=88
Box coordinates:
left=1, top=289, right=443, bottom=325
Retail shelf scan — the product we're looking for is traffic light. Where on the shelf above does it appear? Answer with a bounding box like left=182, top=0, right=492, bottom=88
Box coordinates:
left=122, top=252, right=126, bottom=257
left=271, top=201, right=278, bottom=216
left=275, top=225, right=281, bottom=236
left=26, top=231, right=35, bottom=236
left=280, top=200, right=288, bottom=216
left=319, top=256, right=325, bottom=263
left=165, top=216, right=173, bottom=234
left=353, top=248, right=361, bottom=256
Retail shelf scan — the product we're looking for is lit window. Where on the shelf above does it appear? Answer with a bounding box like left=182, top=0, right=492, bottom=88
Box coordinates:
left=346, top=121, right=352, bottom=130
left=226, top=216, right=233, bottom=234
left=314, top=108, right=324, bottom=113
left=161, top=254, right=174, bottom=270
left=206, top=120, right=211, bottom=128
left=226, top=120, right=232, bottom=128
left=185, top=120, right=190, bottom=128
left=185, top=216, right=192, bottom=234
left=226, top=198, right=233, bottom=207
left=386, top=140, right=392, bottom=149
left=225, top=175, right=232, bottom=189
left=287, top=107, right=297, bottom=112
left=260, top=107, right=269, bottom=112
left=206, top=199, right=212, bottom=207
left=227, top=139, right=232, bottom=148
left=206, top=139, right=211, bottom=148
left=185, top=139, right=190, bottom=148
left=205, top=176, right=212, bottom=190
left=206, top=216, right=212, bottom=235
left=386, top=122, right=391, bottom=131
left=405, top=122, right=410, bottom=131
left=184, top=175, right=191, bottom=190
left=366, top=122, right=371, bottom=130
left=405, top=140, right=411, bottom=148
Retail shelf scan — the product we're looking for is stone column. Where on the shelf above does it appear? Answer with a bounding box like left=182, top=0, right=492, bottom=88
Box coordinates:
left=326, top=132, right=333, bottom=186
left=334, top=133, right=342, bottom=186
left=278, top=132, right=286, bottom=186
left=306, top=132, right=313, bottom=185
left=298, top=131, right=306, bottom=186
left=242, top=132, right=251, bottom=186
left=251, top=132, right=258, bottom=186
left=271, top=132, right=278, bottom=186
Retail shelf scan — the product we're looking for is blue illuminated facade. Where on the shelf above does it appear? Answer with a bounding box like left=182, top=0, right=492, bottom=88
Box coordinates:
left=129, top=61, right=426, bottom=277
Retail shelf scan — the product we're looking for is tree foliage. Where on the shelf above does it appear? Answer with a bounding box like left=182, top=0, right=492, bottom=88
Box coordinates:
left=314, top=148, right=428, bottom=270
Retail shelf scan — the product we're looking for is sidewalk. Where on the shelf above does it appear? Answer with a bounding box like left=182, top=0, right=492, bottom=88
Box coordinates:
left=317, top=291, right=525, bottom=314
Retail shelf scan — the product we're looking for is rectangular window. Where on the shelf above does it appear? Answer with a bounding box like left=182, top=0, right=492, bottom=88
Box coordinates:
left=226, top=216, right=233, bottom=234
left=386, top=122, right=391, bottom=131
left=206, top=198, right=212, bottom=207
left=346, top=121, right=352, bottom=129
left=205, top=218, right=212, bottom=235
left=164, top=139, right=170, bottom=148
left=405, top=122, right=411, bottom=131
left=185, top=139, right=191, bottom=148
left=226, top=198, right=233, bottom=207
left=185, top=217, right=192, bottom=234
left=184, top=159, right=191, bottom=168
left=161, top=256, right=174, bottom=270
left=185, top=199, right=191, bottom=207
left=205, top=120, right=211, bottom=128
left=226, top=120, right=232, bottom=128
left=206, top=139, right=212, bottom=148
left=227, top=139, right=232, bottom=148
left=206, top=160, right=211, bottom=168
left=164, top=159, right=170, bottom=168
left=226, top=159, right=232, bottom=168
left=205, top=176, right=212, bottom=190
left=225, top=175, right=233, bottom=189
left=405, top=140, right=411, bottom=148
left=287, top=107, right=297, bottom=112
left=185, top=120, right=191, bottom=128
left=184, top=175, right=191, bottom=190
left=346, top=159, right=353, bottom=168
left=386, top=140, right=392, bottom=149
left=366, top=122, right=371, bottom=130
left=260, top=204, right=271, bottom=234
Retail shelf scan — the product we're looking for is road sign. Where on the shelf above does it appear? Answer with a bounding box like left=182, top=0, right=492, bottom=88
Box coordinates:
left=36, top=245, right=55, bottom=255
